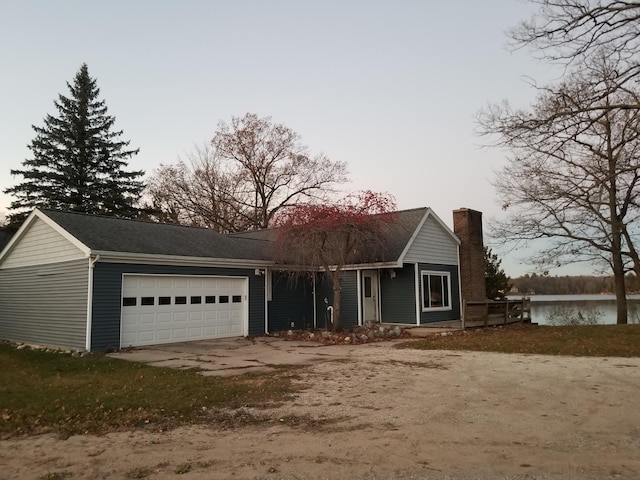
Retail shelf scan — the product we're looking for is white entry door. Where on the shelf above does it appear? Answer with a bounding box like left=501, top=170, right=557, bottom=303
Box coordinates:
left=120, top=274, right=247, bottom=347
left=362, top=270, right=379, bottom=323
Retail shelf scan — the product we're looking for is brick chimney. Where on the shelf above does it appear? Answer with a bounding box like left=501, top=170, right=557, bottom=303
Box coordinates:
left=453, top=208, right=485, bottom=303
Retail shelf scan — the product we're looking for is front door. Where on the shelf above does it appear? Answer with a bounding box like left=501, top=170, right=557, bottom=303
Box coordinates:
left=362, top=270, right=379, bottom=323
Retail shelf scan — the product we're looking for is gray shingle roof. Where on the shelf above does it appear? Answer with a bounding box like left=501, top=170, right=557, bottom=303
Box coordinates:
left=231, top=207, right=430, bottom=263
left=40, top=207, right=441, bottom=266
left=41, top=210, right=271, bottom=261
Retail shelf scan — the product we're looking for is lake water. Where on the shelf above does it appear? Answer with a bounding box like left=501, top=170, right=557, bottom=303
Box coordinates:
left=509, top=294, right=640, bottom=325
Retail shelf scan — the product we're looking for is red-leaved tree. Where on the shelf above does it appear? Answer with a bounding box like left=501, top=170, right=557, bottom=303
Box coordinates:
left=271, top=191, right=396, bottom=329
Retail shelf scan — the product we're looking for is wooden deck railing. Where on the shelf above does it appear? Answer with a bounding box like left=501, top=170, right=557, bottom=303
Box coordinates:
left=461, top=298, right=531, bottom=329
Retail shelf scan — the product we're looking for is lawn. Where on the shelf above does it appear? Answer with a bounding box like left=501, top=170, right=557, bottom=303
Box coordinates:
left=0, top=342, right=298, bottom=438
left=399, top=323, right=640, bottom=357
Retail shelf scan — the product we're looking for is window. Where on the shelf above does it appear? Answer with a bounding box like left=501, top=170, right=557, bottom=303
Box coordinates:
left=175, top=296, right=187, bottom=305
left=191, top=296, right=202, bottom=304
left=232, top=295, right=242, bottom=303
left=159, top=296, right=171, bottom=305
left=122, top=297, right=136, bottom=307
left=421, top=271, right=451, bottom=311
left=205, top=296, right=216, bottom=304
left=219, top=295, right=229, bottom=303
left=364, top=276, right=372, bottom=298
left=141, top=297, right=155, bottom=306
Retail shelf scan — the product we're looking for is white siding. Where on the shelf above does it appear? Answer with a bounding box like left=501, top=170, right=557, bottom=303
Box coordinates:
left=403, top=215, right=458, bottom=265
left=1, top=217, right=85, bottom=269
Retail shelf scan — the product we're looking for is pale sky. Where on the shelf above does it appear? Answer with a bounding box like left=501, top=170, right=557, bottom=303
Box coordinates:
left=0, top=0, right=573, bottom=277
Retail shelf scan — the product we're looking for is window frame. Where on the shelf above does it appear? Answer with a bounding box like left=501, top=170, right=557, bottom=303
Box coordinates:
left=421, top=270, right=452, bottom=312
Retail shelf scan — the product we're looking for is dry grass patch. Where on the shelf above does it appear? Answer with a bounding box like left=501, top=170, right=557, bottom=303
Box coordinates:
left=0, top=342, right=301, bottom=438
left=398, top=323, right=640, bottom=357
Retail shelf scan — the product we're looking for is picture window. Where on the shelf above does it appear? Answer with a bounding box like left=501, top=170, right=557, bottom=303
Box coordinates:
left=421, top=272, right=451, bottom=311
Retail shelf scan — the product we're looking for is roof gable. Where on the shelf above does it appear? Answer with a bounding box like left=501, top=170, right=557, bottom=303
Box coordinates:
left=399, top=208, right=460, bottom=265
left=0, top=211, right=89, bottom=268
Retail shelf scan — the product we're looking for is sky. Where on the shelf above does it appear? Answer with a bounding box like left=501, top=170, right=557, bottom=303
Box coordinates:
left=0, top=0, right=577, bottom=277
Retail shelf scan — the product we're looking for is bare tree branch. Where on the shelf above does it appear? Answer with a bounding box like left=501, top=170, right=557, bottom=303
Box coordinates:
left=478, top=55, right=640, bottom=323
left=145, top=114, right=349, bottom=232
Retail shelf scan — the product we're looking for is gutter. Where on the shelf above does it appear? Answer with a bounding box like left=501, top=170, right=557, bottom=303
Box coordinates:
left=90, top=251, right=273, bottom=269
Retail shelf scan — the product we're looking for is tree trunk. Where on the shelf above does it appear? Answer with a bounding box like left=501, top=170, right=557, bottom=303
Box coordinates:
left=611, top=248, right=628, bottom=324
left=608, top=147, right=628, bottom=324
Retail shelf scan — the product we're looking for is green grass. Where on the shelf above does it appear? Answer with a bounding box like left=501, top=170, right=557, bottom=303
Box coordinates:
left=0, top=343, right=299, bottom=438
left=398, top=323, right=640, bottom=357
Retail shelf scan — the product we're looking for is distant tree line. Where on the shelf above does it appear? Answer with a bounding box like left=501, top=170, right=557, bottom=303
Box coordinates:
left=510, top=274, right=640, bottom=296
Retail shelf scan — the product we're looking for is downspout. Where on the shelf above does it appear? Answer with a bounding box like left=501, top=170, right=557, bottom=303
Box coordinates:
left=456, top=246, right=463, bottom=325
left=356, top=270, right=363, bottom=326
left=376, top=269, right=382, bottom=323
left=414, top=264, right=420, bottom=325
left=86, top=254, right=100, bottom=351
left=264, top=269, right=269, bottom=335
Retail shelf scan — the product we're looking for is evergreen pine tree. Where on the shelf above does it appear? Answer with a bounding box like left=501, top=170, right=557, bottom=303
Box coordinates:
left=5, top=63, right=144, bottom=227
left=484, top=246, right=511, bottom=300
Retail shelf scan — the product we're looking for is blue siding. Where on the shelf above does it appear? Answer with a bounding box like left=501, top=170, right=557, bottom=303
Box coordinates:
left=315, top=273, right=333, bottom=329
left=314, top=271, right=358, bottom=330
left=268, top=273, right=315, bottom=331
left=418, top=263, right=461, bottom=324
left=91, top=263, right=265, bottom=351
left=380, top=265, right=417, bottom=324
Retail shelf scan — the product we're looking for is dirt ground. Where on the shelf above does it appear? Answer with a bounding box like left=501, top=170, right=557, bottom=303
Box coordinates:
left=2, top=343, right=640, bottom=480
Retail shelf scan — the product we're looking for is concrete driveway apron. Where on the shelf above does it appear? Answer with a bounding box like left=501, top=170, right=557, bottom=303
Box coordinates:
left=107, top=336, right=371, bottom=376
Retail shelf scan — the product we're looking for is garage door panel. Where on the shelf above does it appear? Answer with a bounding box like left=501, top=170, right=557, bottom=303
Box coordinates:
left=188, top=327, right=203, bottom=337
left=174, top=278, right=189, bottom=288
left=121, top=275, right=247, bottom=347
left=139, top=313, right=155, bottom=324
left=231, top=324, right=243, bottom=335
left=156, top=329, right=172, bottom=340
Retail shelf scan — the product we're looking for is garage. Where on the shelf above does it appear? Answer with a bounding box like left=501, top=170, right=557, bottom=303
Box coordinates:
left=120, top=274, right=248, bottom=347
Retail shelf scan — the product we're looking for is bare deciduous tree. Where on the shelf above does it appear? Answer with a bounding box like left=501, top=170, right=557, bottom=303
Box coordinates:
left=147, top=114, right=348, bottom=233
left=146, top=143, right=249, bottom=232
left=478, top=57, right=640, bottom=324
left=512, top=1, right=640, bottom=94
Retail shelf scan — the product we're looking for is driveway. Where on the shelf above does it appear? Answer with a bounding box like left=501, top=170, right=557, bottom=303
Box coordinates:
left=107, top=336, right=392, bottom=376
left=10, top=341, right=640, bottom=479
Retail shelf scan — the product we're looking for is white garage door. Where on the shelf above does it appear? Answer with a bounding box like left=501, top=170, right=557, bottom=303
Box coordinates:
left=120, top=274, right=248, bottom=347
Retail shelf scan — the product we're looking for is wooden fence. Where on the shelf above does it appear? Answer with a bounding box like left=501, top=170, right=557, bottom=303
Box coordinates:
left=461, top=298, right=531, bottom=329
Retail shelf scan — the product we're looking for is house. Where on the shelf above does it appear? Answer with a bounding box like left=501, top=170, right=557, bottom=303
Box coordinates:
left=0, top=207, right=484, bottom=351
